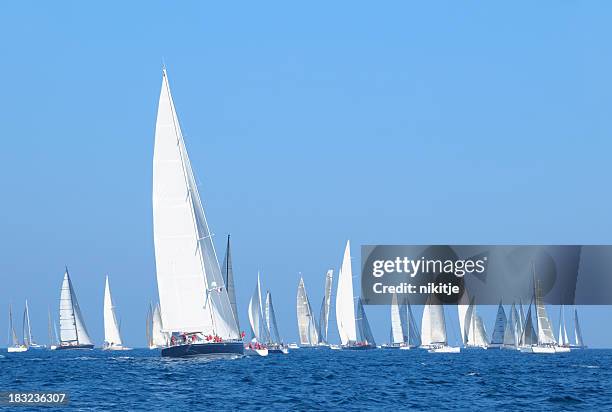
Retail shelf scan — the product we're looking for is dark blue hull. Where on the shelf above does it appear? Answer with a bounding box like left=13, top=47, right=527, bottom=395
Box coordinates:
left=56, top=344, right=94, bottom=350
left=161, top=342, right=244, bottom=358
left=343, top=344, right=376, bottom=350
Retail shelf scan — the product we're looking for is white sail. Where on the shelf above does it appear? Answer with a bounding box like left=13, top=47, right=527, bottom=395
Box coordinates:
left=535, top=280, right=556, bottom=345
left=23, top=300, right=33, bottom=347
left=103, top=276, right=123, bottom=346
left=470, top=314, right=488, bottom=347
left=503, top=303, right=519, bottom=348
left=421, top=295, right=447, bottom=346
left=390, top=294, right=404, bottom=344
left=318, top=269, right=333, bottom=344
left=265, top=291, right=282, bottom=345
left=249, top=273, right=269, bottom=343
left=336, top=241, right=357, bottom=345
left=59, top=270, right=92, bottom=346
left=297, top=277, right=319, bottom=345
left=222, top=235, right=240, bottom=332
left=152, top=69, right=238, bottom=339
left=457, top=291, right=471, bottom=345
left=574, top=308, right=584, bottom=347
left=490, top=301, right=506, bottom=345
left=8, top=304, right=19, bottom=346
left=151, top=304, right=167, bottom=347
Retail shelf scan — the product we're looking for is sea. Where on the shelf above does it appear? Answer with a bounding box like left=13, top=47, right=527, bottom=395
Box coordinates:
left=1, top=348, right=610, bottom=411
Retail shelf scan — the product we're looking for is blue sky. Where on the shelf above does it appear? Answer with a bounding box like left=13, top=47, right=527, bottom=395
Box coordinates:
left=1, top=2, right=611, bottom=347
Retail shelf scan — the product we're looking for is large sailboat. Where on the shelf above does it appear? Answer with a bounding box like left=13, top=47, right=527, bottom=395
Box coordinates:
left=246, top=273, right=269, bottom=356
left=335, top=240, right=375, bottom=350
left=317, top=270, right=333, bottom=348
left=57, top=269, right=94, bottom=350
left=420, top=295, right=460, bottom=353
left=297, top=276, right=319, bottom=348
left=152, top=69, right=242, bottom=358
left=457, top=292, right=489, bottom=349
left=265, top=291, right=289, bottom=354
left=23, top=300, right=44, bottom=349
left=7, top=304, right=27, bottom=353
left=103, top=276, right=130, bottom=350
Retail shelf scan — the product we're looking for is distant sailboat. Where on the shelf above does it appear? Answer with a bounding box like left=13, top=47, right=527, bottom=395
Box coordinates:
left=457, top=292, right=488, bottom=349
left=152, top=69, right=242, bottom=358
left=147, top=303, right=167, bottom=349
left=420, top=295, right=460, bottom=353
left=265, top=291, right=288, bottom=354
left=556, top=305, right=570, bottom=350
left=502, top=302, right=521, bottom=350
left=571, top=308, right=586, bottom=349
left=317, top=270, right=333, bottom=347
left=48, top=307, right=58, bottom=350
left=23, top=300, right=43, bottom=349
left=246, top=273, right=269, bottom=356
left=7, top=304, right=27, bottom=353
left=335, top=241, right=375, bottom=350
left=57, top=269, right=94, bottom=350
left=103, top=276, right=130, bottom=350
left=297, top=276, right=319, bottom=347
left=382, top=293, right=407, bottom=349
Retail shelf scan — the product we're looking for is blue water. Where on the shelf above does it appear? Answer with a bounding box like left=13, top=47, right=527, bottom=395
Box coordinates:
left=1, top=348, right=611, bottom=411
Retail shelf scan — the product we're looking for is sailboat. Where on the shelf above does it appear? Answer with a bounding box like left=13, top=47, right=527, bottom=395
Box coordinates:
left=297, top=276, right=319, bottom=348
left=152, top=69, right=242, bottom=358
left=147, top=303, right=167, bottom=349
left=246, top=273, right=269, bottom=356
left=382, top=294, right=407, bottom=349
left=103, top=276, right=130, bottom=350
left=23, top=300, right=44, bottom=349
left=420, top=295, right=460, bottom=353
left=265, top=291, right=289, bottom=354
left=57, top=268, right=94, bottom=350
left=570, top=308, right=586, bottom=349
left=335, top=240, right=375, bottom=350
left=7, top=304, right=27, bottom=353
left=398, top=300, right=421, bottom=349
left=457, top=292, right=488, bottom=349
left=556, top=305, right=571, bottom=352
left=486, top=301, right=505, bottom=349
left=519, top=264, right=561, bottom=354
left=48, top=307, right=58, bottom=350
left=502, top=302, right=521, bottom=350
left=222, top=235, right=240, bottom=334
left=317, top=270, right=333, bottom=348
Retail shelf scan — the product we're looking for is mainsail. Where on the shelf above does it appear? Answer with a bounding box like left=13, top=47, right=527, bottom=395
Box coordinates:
left=265, top=291, right=282, bottom=345
left=421, top=295, right=447, bottom=346
left=336, top=241, right=357, bottom=346
left=152, top=69, right=238, bottom=339
left=406, top=301, right=421, bottom=347
left=534, top=280, right=556, bottom=345
left=520, top=302, right=538, bottom=346
left=503, top=303, right=519, bottom=348
left=490, top=301, right=506, bottom=346
left=59, top=269, right=92, bottom=346
left=558, top=305, right=569, bottom=346
left=390, top=294, right=405, bottom=344
left=151, top=304, right=167, bottom=347
left=457, top=291, right=471, bottom=345
left=297, top=277, right=318, bottom=345
left=574, top=308, right=584, bottom=347
left=318, top=270, right=333, bottom=344
left=103, top=276, right=123, bottom=346
left=222, top=235, right=240, bottom=332
left=8, top=304, right=19, bottom=346
left=356, top=297, right=376, bottom=346
left=248, top=273, right=269, bottom=343
left=23, top=300, right=34, bottom=347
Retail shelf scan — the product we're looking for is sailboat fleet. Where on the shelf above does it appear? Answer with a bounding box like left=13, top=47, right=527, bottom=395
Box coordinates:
left=4, top=70, right=591, bottom=357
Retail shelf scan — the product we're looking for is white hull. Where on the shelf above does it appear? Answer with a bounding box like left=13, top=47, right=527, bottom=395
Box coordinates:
left=555, top=346, right=571, bottom=353
left=244, top=347, right=268, bottom=357
left=8, top=346, right=28, bottom=353
left=426, top=346, right=460, bottom=353
left=329, top=344, right=342, bottom=350
left=520, top=345, right=556, bottom=354
left=49, top=345, right=58, bottom=351
left=103, top=345, right=132, bottom=351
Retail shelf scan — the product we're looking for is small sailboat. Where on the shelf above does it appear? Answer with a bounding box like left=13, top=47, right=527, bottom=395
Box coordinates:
left=297, top=276, right=319, bottom=348
left=556, top=305, right=571, bottom=352
left=420, top=295, right=460, bottom=353
left=7, top=304, right=27, bottom=353
left=398, top=301, right=421, bottom=350
left=48, top=307, right=58, bottom=350
left=485, top=301, right=504, bottom=349
left=457, top=292, right=488, bottom=349
left=382, top=294, right=407, bottom=349
left=265, top=291, right=289, bottom=354
left=23, top=300, right=44, bottom=349
left=317, top=269, right=333, bottom=348
left=103, top=276, right=130, bottom=350
left=570, top=308, right=586, bottom=349
left=57, top=268, right=94, bottom=350
left=152, top=69, right=243, bottom=358
left=245, top=273, right=269, bottom=356
left=147, top=303, right=167, bottom=349
left=335, top=241, right=375, bottom=350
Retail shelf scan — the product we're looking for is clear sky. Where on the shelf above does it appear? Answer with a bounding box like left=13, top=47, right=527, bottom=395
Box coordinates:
left=1, top=2, right=611, bottom=348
